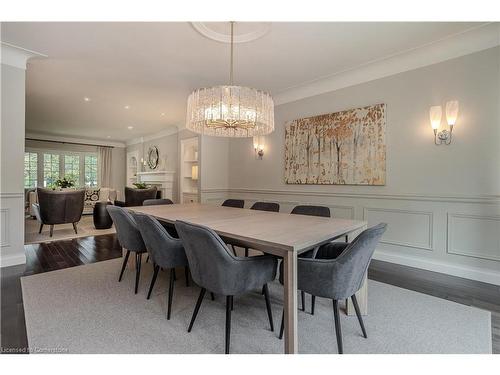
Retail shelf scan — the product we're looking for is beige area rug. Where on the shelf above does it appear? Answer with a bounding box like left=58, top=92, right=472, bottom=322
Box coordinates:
left=25, top=215, right=115, bottom=244
left=21, top=258, right=492, bottom=354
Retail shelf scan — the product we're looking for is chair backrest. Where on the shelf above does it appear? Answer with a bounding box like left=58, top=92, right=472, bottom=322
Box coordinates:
left=221, top=199, right=245, bottom=208
left=143, top=198, right=174, bottom=206
left=106, top=205, right=146, bottom=252
left=36, top=188, right=85, bottom=224
left=250, top=201, right=280, bottom=212
left=175, top=220, right=237, bottom=294
left=332, top=223, right=387, bottom=298
left=124, top=187, right=157, bottom=207
left=132, top=212, right=187, bottom=268
left=291, top=205, right=330, bottom=218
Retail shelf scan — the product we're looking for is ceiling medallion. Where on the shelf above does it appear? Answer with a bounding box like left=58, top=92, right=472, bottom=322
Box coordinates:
left=186, top=22, right=274, bottom=138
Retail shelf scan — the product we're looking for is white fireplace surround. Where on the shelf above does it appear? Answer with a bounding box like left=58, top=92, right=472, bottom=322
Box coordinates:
left=136, top=171, right=175, bottom=201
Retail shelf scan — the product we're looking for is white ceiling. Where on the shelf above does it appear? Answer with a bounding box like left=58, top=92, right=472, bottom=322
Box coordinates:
left=0, top=22, right=490, bottom=142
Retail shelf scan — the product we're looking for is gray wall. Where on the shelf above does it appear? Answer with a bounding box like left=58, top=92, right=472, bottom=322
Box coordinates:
left=1, top=64, right=27, bottom=266
left=127, top=132, right=179, bottom=201
left=223, top=47, right=500, bottom=284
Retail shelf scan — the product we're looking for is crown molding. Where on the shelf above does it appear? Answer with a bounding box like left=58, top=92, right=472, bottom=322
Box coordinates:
left=274, top=23, right=500, bottom=105
left=26, top=132, right=126, bottom=148
left=0, top=42, right=46, bottom=70
left=126, top=126, right=180, bottom=146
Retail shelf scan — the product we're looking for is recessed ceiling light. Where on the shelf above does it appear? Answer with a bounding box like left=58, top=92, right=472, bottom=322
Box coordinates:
left=124, top=105, right=130, bottom=109
left=84, top=97, right=90, bottom=102
left=161, top=113, right=165, bottom=116
left=106, top=136, right=111, bottom=138
left=127, top=126, right=133, bottom=130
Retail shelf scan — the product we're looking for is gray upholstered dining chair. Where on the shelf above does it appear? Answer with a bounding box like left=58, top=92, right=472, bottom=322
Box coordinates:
left=290, top=205, right=331, bottom=312
left=133, top=212, right=189, bottom=319
left=106, top=205, right=148, bottom=294
left=175, top=220, right=277, bottom=354
left=143, top=198, right=174, bottom=206
left=221, top=199, right=245, bottom=208
left=278, top=223, right=387, bottom=354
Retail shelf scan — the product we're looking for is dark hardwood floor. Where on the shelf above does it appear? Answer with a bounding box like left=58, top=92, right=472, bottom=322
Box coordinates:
left=1, top=234, right=499, bottom=353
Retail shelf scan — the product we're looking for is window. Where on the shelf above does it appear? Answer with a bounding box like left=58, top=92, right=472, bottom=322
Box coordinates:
left=84, top=155, right=98, bottom=186
left=43, top=153, right=60, bottom=187
left=24, top=152, right=38, bottom=188
left=64, top=155, right=80, bottom=184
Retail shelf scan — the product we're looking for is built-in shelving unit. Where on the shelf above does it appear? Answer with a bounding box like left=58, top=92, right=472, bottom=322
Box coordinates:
left=180, top=137, right=199, bottom=203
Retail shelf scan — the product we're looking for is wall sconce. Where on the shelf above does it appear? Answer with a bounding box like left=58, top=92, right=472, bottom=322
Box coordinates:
left=191, top=165, right=198, bottom=180
left=429, top=100, right=459, bottom=145
left=253, top=135, right=265, bottom=159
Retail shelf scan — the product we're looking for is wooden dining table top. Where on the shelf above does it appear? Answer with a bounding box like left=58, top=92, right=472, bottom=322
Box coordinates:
left=128, top=203, right=367, bottom=255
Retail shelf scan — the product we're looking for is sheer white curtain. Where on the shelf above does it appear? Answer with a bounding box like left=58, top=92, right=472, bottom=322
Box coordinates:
left=98, top=146, right=112, bottom=187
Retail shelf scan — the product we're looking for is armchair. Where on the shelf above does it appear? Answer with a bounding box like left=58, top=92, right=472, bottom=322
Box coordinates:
left=114, top=187, right=158, bottom=207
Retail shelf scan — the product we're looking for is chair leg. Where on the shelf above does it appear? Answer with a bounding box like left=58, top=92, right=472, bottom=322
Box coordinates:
left=185, top=266, right=190, bottom=287
left=279, top=310, right=284, bottom=340
left=188, top=288, right=206, bottom=332
left=301, top=290, right=305, bottom=311
left=167, top=268, right=175, bottom=320
left=38, top=223, right=43, bottom=234
left=262, top=284, right=274, bottom=332
left=134, top=253, right=142, bottom=294
left=225, top=295, right=232, bottom=354
left=332, top=299, right=343, bottom=354
left=147, top=265, right=159, bottom=299
left=145, top=255, right=149, bottom=263
left=119, top=250, right=130, bottom=282
left=244, top=247, right=249, bottom=257
left=351, top=294, right=367, bottom=338
left=49, top=225, right=54, bottom=237
left=72, top=222, right=78, bottom=234
left=230, top=244, right=237, bottom=256
left=210, top=292, right=215, bottom=301
left=311, top=295, right=316, bottom=315
left=173, top=268, right=177, bottom=281
left=230, top=296, right=234, bottom=311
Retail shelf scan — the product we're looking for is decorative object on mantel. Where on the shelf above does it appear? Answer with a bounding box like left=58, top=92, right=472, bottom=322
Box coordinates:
left=284, top=103, right=386, bottom=185
left=147, top=146, right=160, bottom=169
left=430, top=100, right=459, bottom=145
left=186, top=22, right=274, bottom=137
left=133, top=182, right=149, bottom=189
left=253, top=135, right=265, bottom=159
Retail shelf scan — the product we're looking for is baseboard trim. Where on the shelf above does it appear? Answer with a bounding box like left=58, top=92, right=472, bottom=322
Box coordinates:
left=0, top=252, right=27, bottom=268
left=373, top=249, right=500, bottom=286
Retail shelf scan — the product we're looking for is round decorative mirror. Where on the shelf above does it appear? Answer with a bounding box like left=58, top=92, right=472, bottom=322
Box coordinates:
left=147, top=146, right=159, bottom=169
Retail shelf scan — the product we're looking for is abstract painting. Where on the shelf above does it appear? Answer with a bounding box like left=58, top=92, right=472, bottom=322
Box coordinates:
left=284, top=103, right=386, bottom=185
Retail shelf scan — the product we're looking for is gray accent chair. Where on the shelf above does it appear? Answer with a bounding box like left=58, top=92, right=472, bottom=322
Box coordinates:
left=175, top=220, right=277, bottom=354
left=221, top=199, right=244, bottom=208
left=241, top=201, right=281, bottom=257
left=278, top=223, right=387, bottom=354
left=106, top=205, right=148, bottom=294
left=33, top=188, right=85, bottom=237
left=114, top=187, right=157, bottom=207
left=143, top=198, right=174, bottom=206
left=133, top=212, right=189, bottom=319
left=290, top=205, right=331, bottom=311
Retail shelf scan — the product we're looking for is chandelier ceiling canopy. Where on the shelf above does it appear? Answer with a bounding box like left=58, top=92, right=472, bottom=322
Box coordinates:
left=186, top=22, right=275, bottom=138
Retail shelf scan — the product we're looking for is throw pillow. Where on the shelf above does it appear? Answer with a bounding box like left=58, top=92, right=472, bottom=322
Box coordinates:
left=85, top=188, right=100, bottom=202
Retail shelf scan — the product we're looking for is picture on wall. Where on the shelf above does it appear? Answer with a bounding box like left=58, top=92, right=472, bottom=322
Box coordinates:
left=284, top=103, right=386, bottom=185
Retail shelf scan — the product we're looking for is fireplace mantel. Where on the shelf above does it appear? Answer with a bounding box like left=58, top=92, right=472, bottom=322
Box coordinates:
left=136, top=170, right=175, bottom=201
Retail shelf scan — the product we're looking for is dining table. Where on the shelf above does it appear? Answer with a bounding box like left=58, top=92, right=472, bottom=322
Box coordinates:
left=129, top=202, right=368, bottom=354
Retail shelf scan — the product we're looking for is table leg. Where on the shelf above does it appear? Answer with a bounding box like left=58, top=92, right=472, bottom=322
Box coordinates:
left=283, top=251, right=298, bottom=354
left=346, top=224, right=368, bottom=316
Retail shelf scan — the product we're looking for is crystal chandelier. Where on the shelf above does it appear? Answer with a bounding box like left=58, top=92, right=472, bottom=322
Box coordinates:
left=186, top=22, right=275, bottom=137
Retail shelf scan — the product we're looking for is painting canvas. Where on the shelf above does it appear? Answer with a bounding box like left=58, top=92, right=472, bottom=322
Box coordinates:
left=284, top=103, right=386, bottom=185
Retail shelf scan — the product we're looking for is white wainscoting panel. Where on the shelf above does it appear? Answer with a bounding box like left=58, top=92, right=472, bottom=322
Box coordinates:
left=363, top=207, right=434, bottom=251
left=0, top=208, right=9, bottom=247
left=447, top=213, right=500, bottom=262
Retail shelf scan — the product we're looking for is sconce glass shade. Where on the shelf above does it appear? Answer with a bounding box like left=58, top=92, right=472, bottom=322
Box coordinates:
left=429, top=106, right=442, bottom=130
left=445, top=100, right=459, bottom=127
left=191, top=165, right=198, bottom=180
left=253, top=135, right=265, bottom=150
